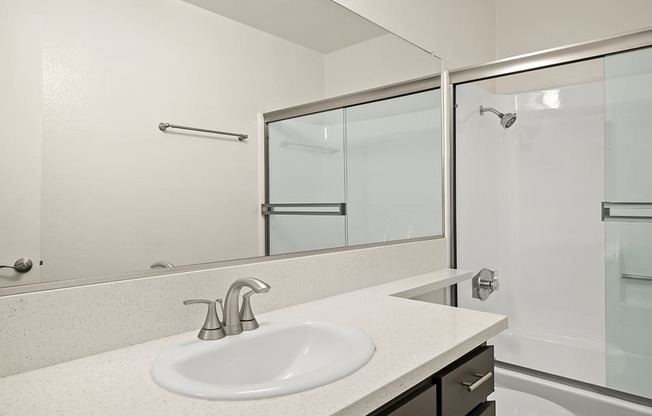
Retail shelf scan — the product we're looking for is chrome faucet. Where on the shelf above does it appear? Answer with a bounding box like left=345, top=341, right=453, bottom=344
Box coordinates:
left=222, top=277, right=270, bottom=336
left=184, top=277, right=270, bottom=340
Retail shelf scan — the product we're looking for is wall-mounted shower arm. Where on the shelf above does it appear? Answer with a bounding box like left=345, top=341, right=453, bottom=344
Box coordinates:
left=479, top=106, right=517, bottom=129
left=479, top=106, right=503, bottom=117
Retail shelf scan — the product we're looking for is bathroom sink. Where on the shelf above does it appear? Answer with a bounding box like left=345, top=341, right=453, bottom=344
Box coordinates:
left=150, top=320, right=375, bottom=400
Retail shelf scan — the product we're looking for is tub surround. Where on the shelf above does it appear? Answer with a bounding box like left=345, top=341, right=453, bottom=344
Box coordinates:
left=494, top=367, right=652, bottom=416
left=0, top=268, right=507, bottom=415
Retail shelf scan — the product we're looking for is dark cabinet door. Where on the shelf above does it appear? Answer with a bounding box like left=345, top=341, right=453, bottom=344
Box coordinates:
left=369, top=345, right=496, bottom=416
left=387, top=384, right=437, bottom=416
left=468, top=401, right=496, bottom=416
left=436, top=346, right=495, bottom=416
left=369, top=379, right=437, bottom=416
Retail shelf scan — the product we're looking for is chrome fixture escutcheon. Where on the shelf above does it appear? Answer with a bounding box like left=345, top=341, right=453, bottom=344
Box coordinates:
left=472, top=268, right=499, bottom=301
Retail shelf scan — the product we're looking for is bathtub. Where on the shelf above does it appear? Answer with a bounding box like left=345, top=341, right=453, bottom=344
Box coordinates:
left=491, top=386, right=573, bottom=416
left=492, top=366, right=652, bottom=416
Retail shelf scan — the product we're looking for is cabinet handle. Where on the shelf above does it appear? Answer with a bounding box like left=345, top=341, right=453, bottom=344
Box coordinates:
left=461, top=371, right=493, bottom=392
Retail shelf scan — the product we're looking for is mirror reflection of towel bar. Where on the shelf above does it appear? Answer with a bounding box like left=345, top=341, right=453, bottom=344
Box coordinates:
left=280, top=141, right=338, bottom=154
left=621, top=273, right=652, bottom=282
left=158, top=122, right=247, bottom=141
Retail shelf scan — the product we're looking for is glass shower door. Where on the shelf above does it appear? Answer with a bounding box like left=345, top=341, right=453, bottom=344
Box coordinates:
left=266, top=109, right=346, bottom=255
left=345, top=90, right=443, bottom=245
left=455, top=59, right=607, bottom=387
left=604, top=46, right=652, bottom=399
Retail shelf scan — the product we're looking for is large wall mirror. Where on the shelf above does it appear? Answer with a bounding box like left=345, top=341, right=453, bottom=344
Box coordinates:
left=1, top=0, right=442, bottom=292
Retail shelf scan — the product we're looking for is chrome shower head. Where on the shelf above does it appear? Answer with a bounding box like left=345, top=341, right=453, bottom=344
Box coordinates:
left=480, top=105, right=517, bottom=129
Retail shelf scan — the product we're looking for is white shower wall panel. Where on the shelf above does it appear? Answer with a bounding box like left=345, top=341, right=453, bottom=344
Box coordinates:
left=455, top=84, right=518, bottom=325
left=457, top=82, right=606, bottom=385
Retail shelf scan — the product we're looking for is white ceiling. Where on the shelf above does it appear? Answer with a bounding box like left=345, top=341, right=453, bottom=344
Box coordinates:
left=182, top=0, right=388, bottom=54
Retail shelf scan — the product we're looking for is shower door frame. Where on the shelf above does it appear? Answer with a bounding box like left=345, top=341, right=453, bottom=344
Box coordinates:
left=446, top=26, right=652, bottom=407
left=262, top=75, right=443, bottom=256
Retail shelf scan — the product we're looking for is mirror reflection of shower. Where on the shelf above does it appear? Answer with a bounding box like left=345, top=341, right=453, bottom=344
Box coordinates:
left=479, top=105, right=517, bottom=128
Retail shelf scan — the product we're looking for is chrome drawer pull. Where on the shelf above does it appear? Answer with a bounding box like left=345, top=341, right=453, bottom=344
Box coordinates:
left=461, top=371, right=493, bottom=392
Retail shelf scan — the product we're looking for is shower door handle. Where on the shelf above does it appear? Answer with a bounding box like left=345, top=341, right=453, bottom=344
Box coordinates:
left=602, top=202, right=652, bottom=223
left=261, top=203, right=346, bottom=216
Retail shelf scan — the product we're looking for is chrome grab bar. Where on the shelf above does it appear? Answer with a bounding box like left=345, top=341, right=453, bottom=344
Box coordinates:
left=621, top=273, right=652, bottom=282
left=261, top=203, right=346, bottom=216
left=158, top=122, right=247, bottom=141
left=602, top=202, right=652, bottom=223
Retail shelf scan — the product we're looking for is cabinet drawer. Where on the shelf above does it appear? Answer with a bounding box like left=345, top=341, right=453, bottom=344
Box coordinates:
left=468, top=401, right=496, bottom=416
left=387, top=384, right=437, bottom=416
left=369, top=378, right=437, bottom=416
left=436, top=346, right=494, bottom=416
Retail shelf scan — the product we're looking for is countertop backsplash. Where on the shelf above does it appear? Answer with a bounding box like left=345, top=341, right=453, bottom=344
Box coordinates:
left=0, top=238, right=447, bottom=377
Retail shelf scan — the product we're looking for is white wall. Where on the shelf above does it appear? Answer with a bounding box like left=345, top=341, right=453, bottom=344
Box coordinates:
left=7, top=0, right=327, bottom=284
left=333, top=0, right=496, bottom=69
left=495, top=0, right=652, bottom=59
left=456, top=80, right=606, bottom=386
left=324, top=34, right=440, bottom=97
left=333, top=0, right=652, bottom=71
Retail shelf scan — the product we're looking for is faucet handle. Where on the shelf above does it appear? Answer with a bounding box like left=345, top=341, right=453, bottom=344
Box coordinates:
left=183, top=299, right=226, bottom=341
left=216, top=298, right=225, bottom=320
left=239, top=291, right=261, bottom=331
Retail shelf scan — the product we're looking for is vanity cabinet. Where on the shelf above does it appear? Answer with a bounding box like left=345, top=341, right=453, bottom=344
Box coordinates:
left=369, top=345, right=495, bottom=416
left=369, top=378, right=438, bottom=416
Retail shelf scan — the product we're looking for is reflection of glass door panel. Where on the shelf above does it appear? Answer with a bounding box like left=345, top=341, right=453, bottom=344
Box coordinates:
left=267, top=109, right=346, bottom=255
left=345, top=89, right=442, bottom=245
left=604, top=46, right=652, bottom=399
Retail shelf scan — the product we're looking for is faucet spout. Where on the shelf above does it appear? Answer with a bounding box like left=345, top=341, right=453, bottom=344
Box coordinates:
left=223, top=277, right=270, bottom=335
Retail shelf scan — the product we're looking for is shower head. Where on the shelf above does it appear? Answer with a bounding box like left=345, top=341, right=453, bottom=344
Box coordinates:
left=479, top=106, right=517, bottom=129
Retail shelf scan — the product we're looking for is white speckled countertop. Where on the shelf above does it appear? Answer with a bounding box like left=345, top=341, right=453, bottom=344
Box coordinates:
left=0, top=269, right=507, bottom=415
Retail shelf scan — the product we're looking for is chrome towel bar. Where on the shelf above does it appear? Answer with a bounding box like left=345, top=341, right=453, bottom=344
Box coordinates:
left=158, top=122, right=247, bottom=141
left=621, top=273, right=652, bottom=282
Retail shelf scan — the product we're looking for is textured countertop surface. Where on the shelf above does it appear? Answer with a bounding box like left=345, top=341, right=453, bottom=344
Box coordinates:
left=0, top=269, right=507, bottom=415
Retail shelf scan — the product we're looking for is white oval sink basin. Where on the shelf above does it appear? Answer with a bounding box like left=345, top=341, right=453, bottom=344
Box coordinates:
left=150, top=320, right=375, bottom=400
